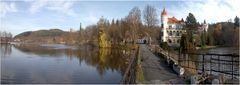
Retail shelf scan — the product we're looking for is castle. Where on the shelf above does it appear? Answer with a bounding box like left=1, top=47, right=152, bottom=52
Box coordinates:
left=160, top=8, right=209, bottom=47
left=160, top=8, right=186, bottom=47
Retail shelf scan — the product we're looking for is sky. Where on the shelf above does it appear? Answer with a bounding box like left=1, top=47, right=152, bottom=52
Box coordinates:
left=0, top=0, right=239, bottom=36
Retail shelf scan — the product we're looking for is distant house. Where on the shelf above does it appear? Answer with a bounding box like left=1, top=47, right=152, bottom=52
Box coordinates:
left=137, top=37, right=151, bottom=44
left=198, top=20, right=209, bottom=33
left=13, top=39, right=20, bottom=42
left=160, top=8, right=186, bottom=47
left=0, top=37, right=12, bottom=44
left=135, top=32, right=151, bottom=44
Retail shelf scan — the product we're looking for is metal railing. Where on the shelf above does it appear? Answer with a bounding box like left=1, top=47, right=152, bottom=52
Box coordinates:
left=149, top=45, right=239, bottom=79
left=179, top=52, right=239, bottom=79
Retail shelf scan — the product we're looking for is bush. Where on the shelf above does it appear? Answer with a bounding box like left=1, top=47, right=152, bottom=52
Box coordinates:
left=160, top=42, right=169, bottom=50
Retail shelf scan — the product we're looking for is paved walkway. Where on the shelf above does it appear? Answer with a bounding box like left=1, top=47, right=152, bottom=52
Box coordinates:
left=139, top=44, right=185, bottom=84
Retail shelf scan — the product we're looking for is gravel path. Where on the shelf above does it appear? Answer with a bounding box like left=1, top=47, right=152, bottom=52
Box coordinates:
left=139, top=44, right=185, bottom=84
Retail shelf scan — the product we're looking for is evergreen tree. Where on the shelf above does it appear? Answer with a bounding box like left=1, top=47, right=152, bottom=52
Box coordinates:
left=180, top=13, right=197, bottom=52
left=234, top=16, right=239, bottom=29
left=200, top=32, right=206, bottom=47
left=185, top=13, right=197, bottom=43
left=186, top=13, right=197, bottom=29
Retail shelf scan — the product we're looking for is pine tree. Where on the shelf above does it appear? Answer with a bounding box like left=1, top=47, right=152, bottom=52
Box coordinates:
left=234, top=16, right=239, bottom=29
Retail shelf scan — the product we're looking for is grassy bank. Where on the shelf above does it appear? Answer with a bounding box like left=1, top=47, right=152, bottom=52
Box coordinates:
left=201, top=45, right=217, bottom=49
left=196, top=45, right=218, bottom=50
left=136, top=48, right=145, bottom=84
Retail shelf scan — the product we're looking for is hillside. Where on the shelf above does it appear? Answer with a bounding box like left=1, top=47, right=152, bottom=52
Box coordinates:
left=15, top=29, right=64, bottom=38
left=14, top=29, right=78, bottom=44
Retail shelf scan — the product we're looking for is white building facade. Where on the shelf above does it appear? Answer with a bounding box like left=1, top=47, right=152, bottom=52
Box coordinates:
left=198, top=20, right=209, bottom=32
left=160, top=8, right=186, bottom=47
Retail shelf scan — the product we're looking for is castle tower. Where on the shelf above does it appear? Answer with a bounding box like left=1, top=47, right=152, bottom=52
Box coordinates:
left=161, top=7, right=168, bottom=42
left=161, top=8, right=168, bottom=29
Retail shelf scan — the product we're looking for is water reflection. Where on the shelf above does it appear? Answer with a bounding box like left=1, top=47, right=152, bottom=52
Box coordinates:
left=1, top=44, right=12, bottom=57
left=13, top=44, right=65, bottom=57
left=75, top=46, right=130, bottom=77
left=1, top=44, right=132, bottom=84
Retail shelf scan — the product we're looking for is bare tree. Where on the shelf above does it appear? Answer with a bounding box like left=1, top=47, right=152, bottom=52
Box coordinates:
left=3, top=31, right=7, bottom=37
left=143, top=5, right=158, bottom=29
left=7, top=32, right=12, bottom=38
left=127, top=6, right=141, bottom=43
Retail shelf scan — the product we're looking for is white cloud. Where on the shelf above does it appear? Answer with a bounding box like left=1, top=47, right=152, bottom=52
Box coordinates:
left=0, top=1, right=17, bottom=18
left=86, top=13, right=99, bottom=23
left=29, top=0, right=76, bottom=16
left=169, top=0, right=240, bottom=23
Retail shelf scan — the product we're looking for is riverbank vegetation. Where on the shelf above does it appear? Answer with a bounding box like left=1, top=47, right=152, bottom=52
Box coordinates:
left=179, top=13, right=239, bottom=53
left=0, top=31, right=13, bottom=44
left=136, top=48, right=145, bottom=83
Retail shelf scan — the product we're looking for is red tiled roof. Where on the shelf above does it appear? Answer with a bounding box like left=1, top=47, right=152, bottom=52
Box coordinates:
left=161, top=8, right=167, bottom=15
left=168, top=17, right=178, bottom=23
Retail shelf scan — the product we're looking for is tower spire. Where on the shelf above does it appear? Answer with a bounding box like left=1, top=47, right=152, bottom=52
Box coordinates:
left=161, top=7, right=167, bottom=16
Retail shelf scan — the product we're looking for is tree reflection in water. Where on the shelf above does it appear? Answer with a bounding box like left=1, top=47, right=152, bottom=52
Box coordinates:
left=1, top=44, right=12, bottom=57
left=74, top=45, right=132, bottom=77
left=12, top=44, right=132, bottom=77
left=13, top=44, right=64, bottom=57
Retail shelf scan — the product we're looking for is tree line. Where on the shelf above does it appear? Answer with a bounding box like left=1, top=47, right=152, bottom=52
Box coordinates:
left=179, top=14, right=239, bottom=53
left=0, top=31, right=12, bottom=38
left=77, top=5, right=160, bottom=47
left=0, top=31, right=13, bottom=43
left=76, top=5, right=239, bottom=49
left=11, top=5, right=239, bottom=48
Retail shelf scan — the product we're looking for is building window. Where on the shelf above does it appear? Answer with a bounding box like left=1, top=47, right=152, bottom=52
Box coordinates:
left=169, top=32, right=172, bottom=36
left=168, top=39, right=172, bottom=43
left=169, top=25, right=172, bottom=28
left=177, top=32, right=180, bottom=36
left=177, top=39, right=180, bottom=43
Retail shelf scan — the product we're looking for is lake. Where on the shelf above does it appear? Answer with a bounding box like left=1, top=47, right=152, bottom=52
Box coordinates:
left=183, top=47, right=239, bottom=80
left=197, top=47, right=239, bottom=79
left=1, top=44, right=132, bottom=84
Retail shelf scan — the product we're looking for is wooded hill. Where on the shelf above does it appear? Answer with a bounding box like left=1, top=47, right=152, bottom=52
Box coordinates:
left=14, top=29, right=79, bottom=44
left=15, top=29, right=64, bottom=38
